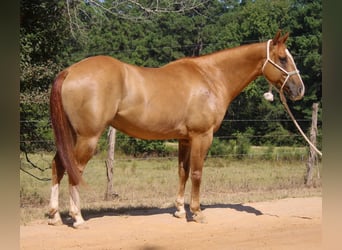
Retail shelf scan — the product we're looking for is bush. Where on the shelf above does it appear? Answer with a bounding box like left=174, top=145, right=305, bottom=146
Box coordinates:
left=20, top=102, right=55, bottom=152
left=234, top=129, right=252, bottom=159
left=264, top=124, right=298, bottom=146
left=208, top=138, right=230, bottom=157
left=116, top=132, right=167, bottom=157
left=262, top=144, right=275, bottom=160
left=234, top=133, right=250, bottom=159
left=208, top=131, right=253, bottom=159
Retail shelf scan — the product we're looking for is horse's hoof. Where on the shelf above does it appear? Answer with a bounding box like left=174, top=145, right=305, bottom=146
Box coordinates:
left=48, top=212, right=63, bottom=226
left=48, top=218, right=63, bottom=226
left=174, top=210, right=186, bottom=219
left=192, top=213, right=207, bottom=224
left=72, top=221, right=89, bottom=229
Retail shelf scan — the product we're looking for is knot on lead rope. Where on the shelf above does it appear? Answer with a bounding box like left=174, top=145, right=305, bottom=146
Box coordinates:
left=263, top=84, right=274, bottom=102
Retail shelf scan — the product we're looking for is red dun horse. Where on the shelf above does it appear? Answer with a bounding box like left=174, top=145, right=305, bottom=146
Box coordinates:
left=49, top=30, right=304, bottom=227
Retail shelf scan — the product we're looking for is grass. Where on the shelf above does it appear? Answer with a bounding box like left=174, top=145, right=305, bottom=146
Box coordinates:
left=20, top=150, right=322, bottom=225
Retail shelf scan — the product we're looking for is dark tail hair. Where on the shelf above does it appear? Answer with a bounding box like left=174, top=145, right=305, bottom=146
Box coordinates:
left=50, top=70, right=82, bottom=185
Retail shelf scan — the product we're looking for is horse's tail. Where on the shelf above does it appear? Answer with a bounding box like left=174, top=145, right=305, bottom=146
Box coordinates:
left=50, top=70, right=82, bottom=185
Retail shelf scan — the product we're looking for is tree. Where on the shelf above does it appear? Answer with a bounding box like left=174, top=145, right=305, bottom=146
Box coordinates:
left=289, top=0, right=322, bottom=107
left=20, top=0, right=71, bottom=151
left=216, top=0, right=322, bottom=146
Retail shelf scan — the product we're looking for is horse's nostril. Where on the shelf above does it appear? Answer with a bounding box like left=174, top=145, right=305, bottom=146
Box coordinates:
left=299, top=86, right=305, bottom=95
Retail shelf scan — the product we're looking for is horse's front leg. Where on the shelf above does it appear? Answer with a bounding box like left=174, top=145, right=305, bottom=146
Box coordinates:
left=189, top=132, right=213, bottom=223
left=174, top=140, right=191, bottom=219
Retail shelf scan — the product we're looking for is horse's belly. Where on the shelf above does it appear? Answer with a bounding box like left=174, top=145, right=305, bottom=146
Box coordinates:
left=111, top=114, right=188, bottom=140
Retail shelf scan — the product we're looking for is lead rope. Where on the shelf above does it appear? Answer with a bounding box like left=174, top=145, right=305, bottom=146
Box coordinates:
left=279, top=91, right=322, bottom=157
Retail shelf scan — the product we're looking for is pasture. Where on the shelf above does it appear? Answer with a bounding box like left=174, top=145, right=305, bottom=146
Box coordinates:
left=20, top=147, right=321, bottom=225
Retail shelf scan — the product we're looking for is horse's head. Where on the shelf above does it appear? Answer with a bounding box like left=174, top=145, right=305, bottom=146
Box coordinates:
left=262, top=30, right=305, bottom=101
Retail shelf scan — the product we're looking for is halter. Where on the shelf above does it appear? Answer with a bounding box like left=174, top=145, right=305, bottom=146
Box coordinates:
left=262, top=39, right=301, bottom=93
left=262, top=40, right=322, bottom=157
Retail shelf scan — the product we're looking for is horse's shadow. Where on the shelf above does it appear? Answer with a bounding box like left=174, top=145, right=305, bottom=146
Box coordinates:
left=203, top=203, right=263, bottom=216
left=59, top=202, right=263, bottom=225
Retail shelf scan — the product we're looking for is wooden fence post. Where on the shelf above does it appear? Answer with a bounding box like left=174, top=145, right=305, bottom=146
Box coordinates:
left=105, top=126, right=118, bottom=200
left=305, top=103, right=319, bottom=186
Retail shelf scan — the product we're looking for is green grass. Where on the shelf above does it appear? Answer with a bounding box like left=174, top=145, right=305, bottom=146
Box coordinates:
left=20, top=150, right=322, bottom=225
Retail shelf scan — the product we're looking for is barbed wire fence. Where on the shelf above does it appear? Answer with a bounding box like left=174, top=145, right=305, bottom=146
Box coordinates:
left=20, top=118, right=322, bottom=183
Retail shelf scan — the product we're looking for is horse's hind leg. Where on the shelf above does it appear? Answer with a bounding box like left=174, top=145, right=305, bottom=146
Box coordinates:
left=68, top=135, right=99, bottom=228
left=48, top=153, right=65, bottom=225
left=174, top=139, right=191, bottom=219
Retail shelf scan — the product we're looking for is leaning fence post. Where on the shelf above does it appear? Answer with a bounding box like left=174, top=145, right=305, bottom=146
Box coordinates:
left=105, top=126, right=118, bottom=200
left=305, top=103, right=319, bottom=187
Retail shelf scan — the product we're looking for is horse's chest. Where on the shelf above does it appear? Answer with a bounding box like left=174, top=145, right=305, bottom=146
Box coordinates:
left=184, top=92, right=225, bottom=132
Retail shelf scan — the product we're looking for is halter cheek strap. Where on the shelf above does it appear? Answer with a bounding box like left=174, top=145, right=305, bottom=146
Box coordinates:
left=262, top=40, right=301, bottom=92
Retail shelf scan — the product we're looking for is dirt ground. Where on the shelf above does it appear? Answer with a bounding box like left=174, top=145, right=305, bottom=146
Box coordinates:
left=20, top=197, right=321, bottom=250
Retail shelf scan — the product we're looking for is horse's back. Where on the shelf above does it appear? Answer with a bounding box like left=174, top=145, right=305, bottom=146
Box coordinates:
left=110, top=59, right=224, bottom=139
left=66, top=55, right=125, bottom=78
left=59, top=55, right=224, bottom=140
left=59, top=55, right=192, bottom=138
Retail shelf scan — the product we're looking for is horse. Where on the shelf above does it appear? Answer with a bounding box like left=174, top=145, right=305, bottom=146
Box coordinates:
left=48, top=30, right=304, bottom=228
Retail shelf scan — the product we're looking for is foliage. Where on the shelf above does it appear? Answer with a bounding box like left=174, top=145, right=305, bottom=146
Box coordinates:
left=209, top=128, right=252, bottom=159
left=20, top=0, right=71, bottom=152
left=116, top=132, right=168, bottom=157
left=208, top=138, right=233, bottom=157
left=20, top=0, right=322, bottom=154
left=234, top=129, right=252, bottom=159
left=20, top=103, right=54, bottom=152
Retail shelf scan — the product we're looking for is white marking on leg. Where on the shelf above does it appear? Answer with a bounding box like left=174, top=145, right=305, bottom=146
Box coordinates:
left=174, top=196, right=186, bottom=218
left=69, top=184, right=85, bottom=228
left=48, top=184, right=62, bottom=225
left=50, top=184, right=59, bottom=210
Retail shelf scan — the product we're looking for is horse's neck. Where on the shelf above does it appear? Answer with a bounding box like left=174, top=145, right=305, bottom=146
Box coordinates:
left=197, top=42, right=266, bottom=102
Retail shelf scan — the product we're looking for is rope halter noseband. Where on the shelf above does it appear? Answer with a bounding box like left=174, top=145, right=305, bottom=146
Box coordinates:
left=262, top=39, right=302, bottom=93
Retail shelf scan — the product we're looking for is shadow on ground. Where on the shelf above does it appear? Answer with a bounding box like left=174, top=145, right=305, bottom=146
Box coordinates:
left=58, top=202, right=263, bottom=226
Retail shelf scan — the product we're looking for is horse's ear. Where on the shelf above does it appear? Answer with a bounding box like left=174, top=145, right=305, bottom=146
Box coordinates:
left=279, top=32, right=290, bottom=44
left=272, top=30, right=282, bottom=45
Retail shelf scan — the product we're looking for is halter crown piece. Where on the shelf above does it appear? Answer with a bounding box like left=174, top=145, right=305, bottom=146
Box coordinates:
left=262, top=39, right=301, bottom=101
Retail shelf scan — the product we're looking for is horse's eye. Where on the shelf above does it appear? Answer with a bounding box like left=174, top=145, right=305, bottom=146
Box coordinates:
left=279, top=56, right=287, bottom=64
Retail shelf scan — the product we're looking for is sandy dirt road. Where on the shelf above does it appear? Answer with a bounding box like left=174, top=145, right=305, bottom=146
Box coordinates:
left=20, top=197, right=321, bottom=250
